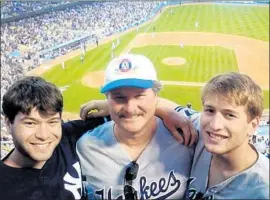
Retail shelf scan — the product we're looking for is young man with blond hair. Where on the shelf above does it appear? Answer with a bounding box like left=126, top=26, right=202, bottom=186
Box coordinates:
left=159, top=72, right=269, bottom=199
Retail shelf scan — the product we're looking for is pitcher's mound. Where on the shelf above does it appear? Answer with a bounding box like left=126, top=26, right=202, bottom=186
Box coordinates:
left=162, top=57, right=186, bottom=66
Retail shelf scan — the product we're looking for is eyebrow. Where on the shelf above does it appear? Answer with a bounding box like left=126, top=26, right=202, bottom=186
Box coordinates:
left=21, top=117, right=61, bottom=122
left=111, top=89, right=146, bottom=94
left=203, top=105, right=238, bottom=114
left=203, top=105, right=213, bottom=109
left=110, top=92, right=124, bottom=95
left=222, top=109, right=238, bottom=114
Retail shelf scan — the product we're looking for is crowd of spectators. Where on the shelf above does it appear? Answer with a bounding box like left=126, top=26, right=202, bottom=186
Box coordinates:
left=1, top=1, right=73, bottom=19
left=250, top=132, right=270, bottom=158
left=0, top=115, right=13, bottom=159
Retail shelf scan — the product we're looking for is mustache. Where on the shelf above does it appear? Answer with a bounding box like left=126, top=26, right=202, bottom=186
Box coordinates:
left=117, top=112, right=143, bottom=118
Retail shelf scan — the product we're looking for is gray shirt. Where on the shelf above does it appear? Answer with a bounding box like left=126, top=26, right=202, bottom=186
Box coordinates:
left=175, top=106, right=270, bottom=199
left=76, top=117, right=194, bottom=200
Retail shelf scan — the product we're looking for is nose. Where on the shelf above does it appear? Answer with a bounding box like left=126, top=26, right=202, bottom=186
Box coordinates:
left=35, top=123, right=49, bottom=140
left=123, top=99, right=137, bottom=115
left=209, top=113, right=224, bottom=131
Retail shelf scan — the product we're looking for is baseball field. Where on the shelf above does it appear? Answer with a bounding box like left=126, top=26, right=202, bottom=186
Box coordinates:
left=30, top=3, right=269, bottom=120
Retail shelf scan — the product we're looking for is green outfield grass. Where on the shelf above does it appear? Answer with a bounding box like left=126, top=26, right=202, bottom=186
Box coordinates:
left=42, top=3, right=269, bottom=113
left=131, top=45, right=238, bottom=82
left=155, top=4, right=269, bottom=41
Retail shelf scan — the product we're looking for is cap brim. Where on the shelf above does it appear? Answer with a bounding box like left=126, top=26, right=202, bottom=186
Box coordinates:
left=101, top=78, right=154, bottom=93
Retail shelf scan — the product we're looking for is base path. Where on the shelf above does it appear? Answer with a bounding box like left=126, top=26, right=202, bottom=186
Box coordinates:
left=162, top=57, right=186, bottom=66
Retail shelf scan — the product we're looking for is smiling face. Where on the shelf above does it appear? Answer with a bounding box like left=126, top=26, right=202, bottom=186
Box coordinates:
left=6, top=107, right=62, bottom=168
left=107, top=87, right=158, bottom=134
left=201, top=94, right=259, bottom=155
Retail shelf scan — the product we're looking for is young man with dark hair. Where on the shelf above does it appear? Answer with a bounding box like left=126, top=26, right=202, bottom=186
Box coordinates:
left=0, top=76, right=107, bottom=200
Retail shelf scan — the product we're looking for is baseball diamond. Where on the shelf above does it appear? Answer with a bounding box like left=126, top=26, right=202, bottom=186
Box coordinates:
left=25, top=2, right=270, bottom=119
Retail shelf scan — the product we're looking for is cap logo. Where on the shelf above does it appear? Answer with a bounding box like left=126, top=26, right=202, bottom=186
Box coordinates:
left=119, top=59, right=132, bottom=72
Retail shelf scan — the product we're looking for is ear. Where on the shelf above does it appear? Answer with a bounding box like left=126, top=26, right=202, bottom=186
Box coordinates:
left=4, top=117, right=12, bottom=133
left=248, top=116, right=260, bottom=137
left=153, top=96, right=159, bottom=108
left=105, top=92, right=109, bottom=99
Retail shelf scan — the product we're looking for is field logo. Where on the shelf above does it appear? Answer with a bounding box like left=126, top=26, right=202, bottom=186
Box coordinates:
left=63, top=162, right=82, bottom=199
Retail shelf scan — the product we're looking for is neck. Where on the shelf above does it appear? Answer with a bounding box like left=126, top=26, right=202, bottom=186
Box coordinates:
left=212, top=143, right=258, bottom=178
left=4, top=149, right=45, bottom=169
left=114, top=117, right=157, bottom=161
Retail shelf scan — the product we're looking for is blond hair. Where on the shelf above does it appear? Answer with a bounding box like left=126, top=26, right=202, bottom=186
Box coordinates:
left=201, top=72, right=263, bottom=120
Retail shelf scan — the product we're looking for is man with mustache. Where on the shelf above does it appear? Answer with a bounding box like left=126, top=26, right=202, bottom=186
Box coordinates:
left=76, top=54, right=195, bottom=200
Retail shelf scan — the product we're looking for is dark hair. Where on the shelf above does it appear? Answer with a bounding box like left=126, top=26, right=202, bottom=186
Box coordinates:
left=2, top=76, right=63, bottom=123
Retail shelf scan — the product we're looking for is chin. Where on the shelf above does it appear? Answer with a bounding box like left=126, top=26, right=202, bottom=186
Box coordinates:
left=31, top=152, right=53, bottom=162
left=121, top=122, right=145, bottom=132
left=123, top=126, right=142, bottom=133
left=28, top=145, right=55, bottom=159
left=204, top=143, right=230, bottom=155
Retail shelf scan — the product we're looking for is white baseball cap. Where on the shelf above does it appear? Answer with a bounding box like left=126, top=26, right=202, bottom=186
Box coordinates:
left=101, top=54, right=157, bottom=93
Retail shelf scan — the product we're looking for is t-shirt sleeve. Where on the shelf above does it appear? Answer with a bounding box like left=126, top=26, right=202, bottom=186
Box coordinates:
left=61, top=116, right=111, bottom=142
